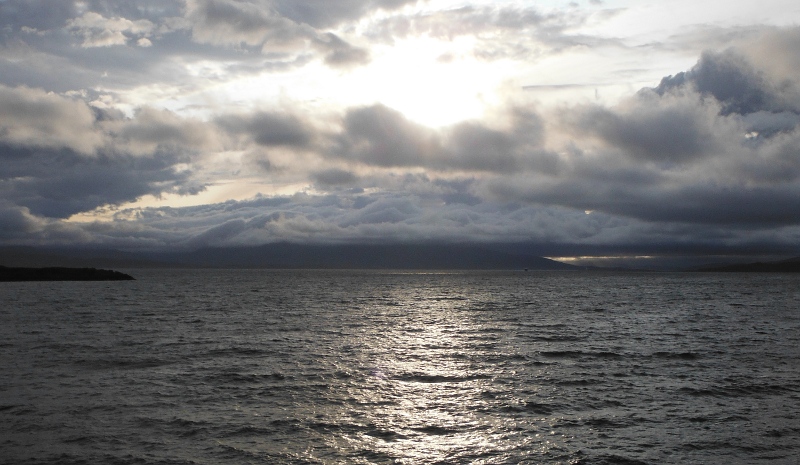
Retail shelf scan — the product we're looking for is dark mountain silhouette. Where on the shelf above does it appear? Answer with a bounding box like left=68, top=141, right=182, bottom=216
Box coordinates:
left=0, top=243, right=576, bottom=270
left=163, top=243, right=577, bottom=270
left=0, top=266, right=134, bottom=281
left=693, top=256, right=800, bottom=272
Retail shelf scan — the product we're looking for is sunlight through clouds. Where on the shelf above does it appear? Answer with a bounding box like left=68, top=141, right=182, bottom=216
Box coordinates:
left=1, top=0, right=800, bottom=264
left=336, top=36, right=501, bottom=127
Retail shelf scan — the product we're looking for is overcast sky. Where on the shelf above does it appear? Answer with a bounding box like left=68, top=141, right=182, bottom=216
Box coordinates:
left=2, top=0, right=800, bottom=262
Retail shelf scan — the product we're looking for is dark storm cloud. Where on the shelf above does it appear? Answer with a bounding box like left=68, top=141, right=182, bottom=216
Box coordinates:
left=488, top=46, right=800, bottom=229
left=216, top=111, right=312, bottom=148
left=184, top=218, right=248, bottom=247
left=570, top=91, right=721, bottom=164
left=86, top=187, right=598, bottom=248
left=114, top=107, right=220, bottom=154
left=334, top=104, right=441, bottom=167
left=332, top=104, right=550, bottom=173
left=0, top=202, right=44, bottom=239
left=0, top=85, right=211, bottom=219
left=25, top=178, right=795, bottom=256
left=185, top=0, right=382, bottom=66
left=312, top=169, right=359, bottom=187
left=654, top=50, right=776, bottom=115
left=488, top=172, right=800, bottom=228
left=491, top=30, right=800, bottom=232
left=0, top=144, right=195, bottom=218
left=446, top=122, right=520, bottom=172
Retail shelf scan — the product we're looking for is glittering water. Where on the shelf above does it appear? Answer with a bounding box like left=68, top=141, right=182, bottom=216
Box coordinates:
left=2, top=269, right=800, bottom=464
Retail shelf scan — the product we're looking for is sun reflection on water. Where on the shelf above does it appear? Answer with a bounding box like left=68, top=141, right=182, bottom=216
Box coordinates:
left=324, top=276, right=563, bottom=464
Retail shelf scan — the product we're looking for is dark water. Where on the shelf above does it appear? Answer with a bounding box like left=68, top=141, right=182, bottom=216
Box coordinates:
left=2, top=270, right=800, bottom=464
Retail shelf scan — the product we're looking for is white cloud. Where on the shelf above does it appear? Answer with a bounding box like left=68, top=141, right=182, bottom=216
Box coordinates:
left=0, top=85, right=103, bottom=154
left=67, top=11, right=155, bottom=48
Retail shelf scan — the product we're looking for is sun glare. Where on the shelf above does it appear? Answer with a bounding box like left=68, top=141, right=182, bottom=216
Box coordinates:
left=128, top=35, right=509, bottom=130
left=336, top=37, right=503, bottom=128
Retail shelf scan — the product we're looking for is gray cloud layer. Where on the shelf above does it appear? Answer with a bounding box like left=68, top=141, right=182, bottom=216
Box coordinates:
left=0, top=1, right=799, bottom=259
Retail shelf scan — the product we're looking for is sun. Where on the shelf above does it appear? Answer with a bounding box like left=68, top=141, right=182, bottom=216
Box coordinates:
left=335, top=36, right=504, bottom=128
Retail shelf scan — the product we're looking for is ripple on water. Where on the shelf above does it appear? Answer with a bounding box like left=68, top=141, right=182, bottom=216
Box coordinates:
left=2, top=270, right=800, bottom=464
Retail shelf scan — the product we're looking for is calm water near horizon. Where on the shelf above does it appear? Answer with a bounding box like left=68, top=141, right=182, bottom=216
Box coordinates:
left=1, top=269, right=799, bottom=464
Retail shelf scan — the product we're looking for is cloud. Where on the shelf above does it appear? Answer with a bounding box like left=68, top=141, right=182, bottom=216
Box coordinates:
left=0, top=85, right=103, bottom=154
left=492, top=87, right=800, bottom=228
left=187, top=0, right=420, bottom=41
left=655, top=51, right=772, bottom=115
left=87, top=189, right=605, bottom=248
left=67, top=11, right=155, bottom=48
left=271, top=0, right=419, bottom=29
left=653, top=32, right=800, bottom=116
left=0, top=144, right=195, bottom=218
left=107, top=106, right=222, bottom=155
left=0, top=4, right=799, bottom=261
left=445, top=121, right=521, bottom=172
left=569, top=90, right=725, bottom=164
left=312, top=168, right=359, bottom=187
left=0, top=0, right=79, bottom=33
left=364, top=4, right=619, bottom=58
left=330, top=104, right=549, bottom=173
left=185, top=0, right=374, bottom=67
left=8, top=181, right=793, bottom=257
left=0, top=85, right=209, bottom=219
left=186, top=0, right=310, bottom=48
left=0, top=202, right=46, bottom=239
left=333, top=104, right=442, bottom=167
left=313, top=32, right=371, bottom=68
left=216, top=111, right=313, bottom=148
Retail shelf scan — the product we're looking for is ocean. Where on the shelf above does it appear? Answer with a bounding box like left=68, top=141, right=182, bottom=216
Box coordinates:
left=1, top=269, right=799, bottom=464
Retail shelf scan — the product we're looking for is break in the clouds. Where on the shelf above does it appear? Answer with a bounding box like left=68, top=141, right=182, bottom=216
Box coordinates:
left=1, top=0, right=800, bottom=262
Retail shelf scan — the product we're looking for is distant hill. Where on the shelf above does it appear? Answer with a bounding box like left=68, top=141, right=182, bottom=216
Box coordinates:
left=694, top=257, right=800, bottom=272
left=0, top=243, right=577, bottom=271
left=0, top=266, right=134, bottom=281
left=165, top=243, right=577, bottom=270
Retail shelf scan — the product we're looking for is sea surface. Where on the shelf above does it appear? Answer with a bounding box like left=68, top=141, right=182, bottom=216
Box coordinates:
left=1, top=269, right=799, bottom=464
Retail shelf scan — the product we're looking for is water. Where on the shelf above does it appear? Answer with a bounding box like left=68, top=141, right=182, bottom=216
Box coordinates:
left=1, top=269, right=799, bottom=464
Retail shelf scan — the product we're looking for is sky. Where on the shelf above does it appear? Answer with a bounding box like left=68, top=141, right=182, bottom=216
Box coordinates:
left=2, top=0, right=800, bottom=265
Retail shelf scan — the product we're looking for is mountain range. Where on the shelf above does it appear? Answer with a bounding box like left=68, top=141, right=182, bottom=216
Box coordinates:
left=0, top=243, right=577, bottom=271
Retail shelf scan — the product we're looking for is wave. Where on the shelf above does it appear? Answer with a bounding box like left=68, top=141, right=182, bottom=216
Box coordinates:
left=650, top=351, right=701, bottom=360
left=678, top=382, right=799, bottom=398
left=538, top=350, right=625, bottom=359
left=73, top=357, right=173, bottom=370
left=391, top=372, right=492, bottom=383
left=500, top=401, right=560, bottom=415
left=411, top=424, right=460, bottom=435
left=202, top=372, right=288, bottom=384
left=572, top=454, right=650, bottom=465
